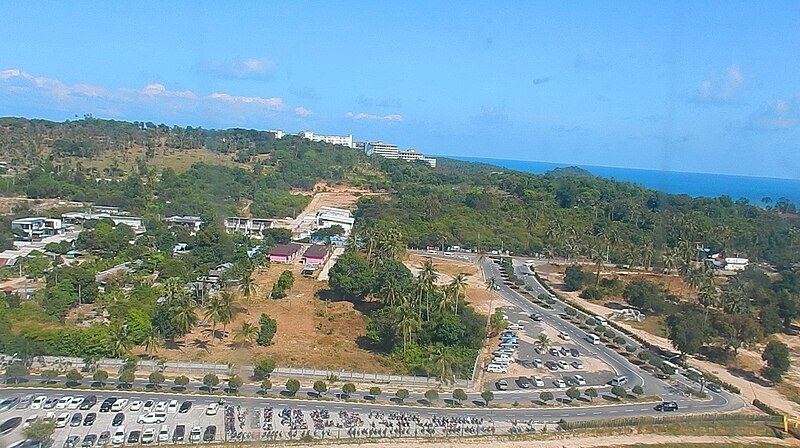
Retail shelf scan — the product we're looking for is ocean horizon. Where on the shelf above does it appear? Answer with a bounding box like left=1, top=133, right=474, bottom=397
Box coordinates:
left=446, top=156, right=800, bottom=206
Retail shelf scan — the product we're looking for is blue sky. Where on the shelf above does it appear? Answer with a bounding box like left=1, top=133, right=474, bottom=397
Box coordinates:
left=1, top=2, right=799, bottom=178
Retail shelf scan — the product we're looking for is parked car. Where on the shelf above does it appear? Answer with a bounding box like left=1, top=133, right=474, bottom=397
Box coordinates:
left=560, top=346, right=571, bottom=356
left=128, top=400, right=142, bottom=412
left=31, top=395, right=47, bottom=410
left=558, top=331, right=571, bottom=340
left=545, top=361, right=559, bottom=371
left=206, top=402, right=220, bottom=415
left=154, top=401, right=167, bottom=412
left=507, top=323, right=524, bottom=330
left=179, top=401, right=193, bottom=413
left=0, top=416, right=22, bottom=435
left=0, top=397, right=21, bottom=411
left=158, top=424, right=170, bottom=442
left=496, top=380, right=508, bottom=390
left=126, top=430, right=141, bottom=445
left=98, top=431, right=110, bottom=446
left=142, top=400, right=154, bottom=413
left=570, top=348, right=581, bottom=357
left=99, top=398, right=116, bottom=413
left=486, top=363, right=507, bottom=373
left=69, top=412, right=82, bottom=427
left=573, top=374, right=586, bottom=385
left=83, top=412, right=96, bottom=426
left=56, top=396, right=72, bottom=409
left=110, top=427, right=125, bottom=446
left=532, top=376, right=545, bottom=387
left=572, top=360, right=584, bottom=369
left=549, top=348, right=560, bottom=357
left=22, top=414, right=38, bottom=429
left=80, top=434, right=96, bottom=448
left=67, top=396, right=84, bottom=410
left=78, top=395, right=96, bottom=410
left=167, top=399, right=178, bottom=413
left=110, top=399, right=127, bottom=412
left=557, top=360, right=569, bottom=369
left=43, top=397, right=58, bottom=409
left=553, top=378, right=567, bottom=388
left=203, top=425, right=216, bottom=442
left=16, top=394, right=33, bottom=409
left=530, top=313, right=543, bottom=321
left=173, top=425, right=186, bottom=442
left=706, top=383, right=722, bottom=393
left=533, top=358, right=544, bottom=368
left=55, top=412, right=70, bottom=428
left=517, top=376, right=531, bottom=388
left=141, top=428, right=156, bottom=445
left=137, top=412, right=167, bottom=424
left=189, top=426, right=202, bottom=442
left=62, top=435, right=80, bottom=448
left=111, top=412, right=124, bottom=427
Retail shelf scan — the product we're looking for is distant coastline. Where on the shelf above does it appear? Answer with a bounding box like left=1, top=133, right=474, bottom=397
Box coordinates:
left=447, top=156, right=800, bottom=206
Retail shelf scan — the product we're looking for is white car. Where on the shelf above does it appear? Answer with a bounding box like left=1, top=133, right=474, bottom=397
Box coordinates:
left=22, top=415, right=38, bottom=429
left=573, top=374, right=586, bottom=385
left=205, top=402, right=219, bottom=415
left=56, top=396, right=72, bottom=409
left=154, top=401, right=167, bottom=412
left=533, top=376, right=545, bottom=387
left=31, top=395, right=47, bottom=410
left=558, top=331, right=571, bottom=340
left=110, top=398, right=128, bottom=412
left=129, top=400, right=142, bottom=412
left=533, top=358, right=544, bottom=368
left=553, top=378, right=567, bottom=388
left=486, top=363, right=507, bottom=374
left=572, top=360, right=584, bottom=369
left=67, top=396, right=84, bottom=410
left=142, top=400, right=154, bottom=413
left=507, top=323, right=524, bottom=330
left=55, top=412, right=70, bottom=428
left=141, top=428, right=156, bottom=444
left=557, top=360, right=569, bottom=369
left=137, top=412, right=167, bottom=424
left=111, top=427, right=126, bottom=446
left=189, top=426, right=202, bottom=442
left=157, top=425, right=170, bottom=442
left=167, top=399, right=178, bottom=413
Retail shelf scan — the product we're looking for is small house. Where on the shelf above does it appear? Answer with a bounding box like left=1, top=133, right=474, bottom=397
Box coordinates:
left=302, top=245, right=330, bottom=265
left=268, top=243, right=303, bottom=263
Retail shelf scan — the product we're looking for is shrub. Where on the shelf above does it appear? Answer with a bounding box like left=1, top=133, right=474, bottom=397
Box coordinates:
left=369, top=386, right=381, bottom=397
left=753, top=399, right=780, bottom=416
left=253, top=358, right=276, bottom=379
left=580, top=286, right=605, bottom=300
left=285, top=379, right=301, bottom=396
left=395, top=389, right=409, bottom=402
left=257, top=314, right=277, bottom=346
left=424, top=389, right=439, bottom=402
left=632, top=385, right=644, bottom=395
left=202, top=374, right=220, bottom=388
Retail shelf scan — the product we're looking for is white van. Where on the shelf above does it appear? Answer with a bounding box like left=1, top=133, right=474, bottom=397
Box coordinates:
left=486, top=364, right=507, bottom=374
left=493, top=354, right=513, bottom=363
left=586, top=333, right=601, bottom=345
left=611, top=375, right=629, bottom=386
left=594, top=316, right=608, bottom=327
left=491, top=358, right=511, bottom=366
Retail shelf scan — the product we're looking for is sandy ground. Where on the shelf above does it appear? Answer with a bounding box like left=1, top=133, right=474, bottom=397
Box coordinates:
left=0, top=196, right=85, bottom=215
left=145, top=262, right=390, bottom=373
left=256, top=435, right=796, bottom=448
left=540, top=268, right=800, bottom=415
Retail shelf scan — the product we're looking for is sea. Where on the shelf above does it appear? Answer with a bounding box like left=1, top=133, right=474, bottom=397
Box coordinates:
left=449, top=156, right=800, bottom=206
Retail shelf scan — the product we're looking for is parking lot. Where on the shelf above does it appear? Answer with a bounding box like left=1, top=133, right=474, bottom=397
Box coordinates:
left=0, top=392, right=507, bottom=447
left=483, top=305, right=617, bottom=392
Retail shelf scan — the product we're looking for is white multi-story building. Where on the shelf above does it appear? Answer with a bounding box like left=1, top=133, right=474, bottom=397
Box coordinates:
left=267, top=129, right=284, bottom=139
left=61, top=212, right=144, bottom=232
left=299, top=131, right=353, bottom=148
left=11, top=217, right=64, bottom=241
left=364, top=141, right=400, bottom=159
left=224, top=217, right=273, bottom=237
left=398, top=150, right=437, bottom=168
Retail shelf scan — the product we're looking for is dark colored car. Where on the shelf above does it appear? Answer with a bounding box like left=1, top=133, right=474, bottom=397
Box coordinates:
left=111, top=412, right=124, bottom=426
left=80, top=434, right=97, bottom=448
left=569, top=348, right=580, bottom=357
left=99, top=397, right=116, bottom=412
left=62, top=435, right=80, bottom=448
left=0, top=416, right=22, bottom=435
left=178, top=400, right=192, bottom=413
left=516, top=376, right=531, bottom=388
left=203, top=425, right=216, bottom=442
left=706, top=383, right=722, bottom=393
left=655, top=401, right=679, bottom=412
left=173, top=424, right=186, bottom=442
left=79, top=395, right=97, bottom=410
left=127, top=430, right=141, bottom=445
left=70, top=412, right=82, bottom=427
left=83, top=412, right=96, bottom=426
left=0, top=397, right=20, bottom=411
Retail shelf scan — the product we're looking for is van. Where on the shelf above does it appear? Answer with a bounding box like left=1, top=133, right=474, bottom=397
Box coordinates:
left=494, top=353, right=512, bottom=361
left=491, top=358, right=510, bottom=366
left=486, top=364, right=507, bottom=373
left=594, top=316, right=608, bottom=327
left=611, top=375, right=628, bottom=386
left=586, top=333, right=601, bottom=345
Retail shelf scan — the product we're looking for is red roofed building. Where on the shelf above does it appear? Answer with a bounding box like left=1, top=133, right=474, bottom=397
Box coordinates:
left=268, top=243, right=303, bottom=263
left=302, top=245, right=330, bottom=265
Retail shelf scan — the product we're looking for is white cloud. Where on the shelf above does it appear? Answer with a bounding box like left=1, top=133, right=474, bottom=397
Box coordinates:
left=747, top=97, right=800, bottom=131
left=0, top=68, right=291, bottom=120
left=194, top=58, right=275, bottom=80
left=294, top=106, right=313, bottom=117
left=691, top=64, right=747, bottom=105
left=345, top=111, right=403, bottom=122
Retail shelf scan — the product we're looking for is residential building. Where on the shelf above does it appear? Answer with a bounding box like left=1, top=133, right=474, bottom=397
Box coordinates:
left=267, top=129, right=284, bottom=139
left=61, top=211, right=144, bottom=232
left=11, top=217, right=63, bottom=241
left=316, top=206, right=355, bottom=236
left=299, top=131, right=354, bottom=148
left=302, top=245, right=330, bottom=265
left=268, top=243, right=303, bottom=263
left=224, top=217, right=273, bottom=237
left=364, top=141, right=399, bottom=158
left=398, top=150, right=437, bottom=167
left=166, top=216, right=204, bottom=234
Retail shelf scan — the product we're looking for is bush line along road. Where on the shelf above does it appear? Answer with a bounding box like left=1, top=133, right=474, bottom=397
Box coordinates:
left=0, top=254, right=744, bottom=446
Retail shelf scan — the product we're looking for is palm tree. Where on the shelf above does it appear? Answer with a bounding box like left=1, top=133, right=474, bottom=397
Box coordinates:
left=417, top=258, right=439, bottom=322
left=428, top=345, right=456, bottom=385
left=534, top=333, right=551, bottom=353
left=661, top=246, right=679, bottom=274
left=143, top=329, right=163, bottom=357
left=397, top=308, right=421, bottom=355
left=233, top=322, right=259, bottom=347
left=173, top=294, right=198, bottom=339
left=238, top=268, right=258, bottom=312
left=204, top=296, right=223, bottom=345
left=448, top=273, right=469, bottom=315
left=217, top=289, right=236, bottom=338
left=111, top=324, right=132, bottom=358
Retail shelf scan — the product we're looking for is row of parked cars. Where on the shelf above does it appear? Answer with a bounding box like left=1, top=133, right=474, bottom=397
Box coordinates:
left=60, top=423, right=216, bottom=447
left=486, top=329, right=523, bottom=373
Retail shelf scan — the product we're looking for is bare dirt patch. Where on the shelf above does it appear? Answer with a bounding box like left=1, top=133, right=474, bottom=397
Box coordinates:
left=149, top=262, right=390, bottom=373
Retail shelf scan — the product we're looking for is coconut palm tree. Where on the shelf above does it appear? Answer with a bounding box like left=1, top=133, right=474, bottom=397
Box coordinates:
left=217, top=289, right=236, bottom=338
left=233, top=322, right=259, bottom=347
left=534, top=333, right=551, bottom=353
left=428, top=345, right=456, bottom=385
left=111, top=324, right=132, bottom=358
left=417, top=258, right=439, bottom=322
left=172, top=293, right=197, bottom=340
left=143, top=329, right=163, bottom=357
left=204, top=296, right=224, bottom=345
left=238, top=268, right=258, bottom=312
left=397, top=308, right=421, bottom=355
left=449, top=273, right=469, bottom=315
